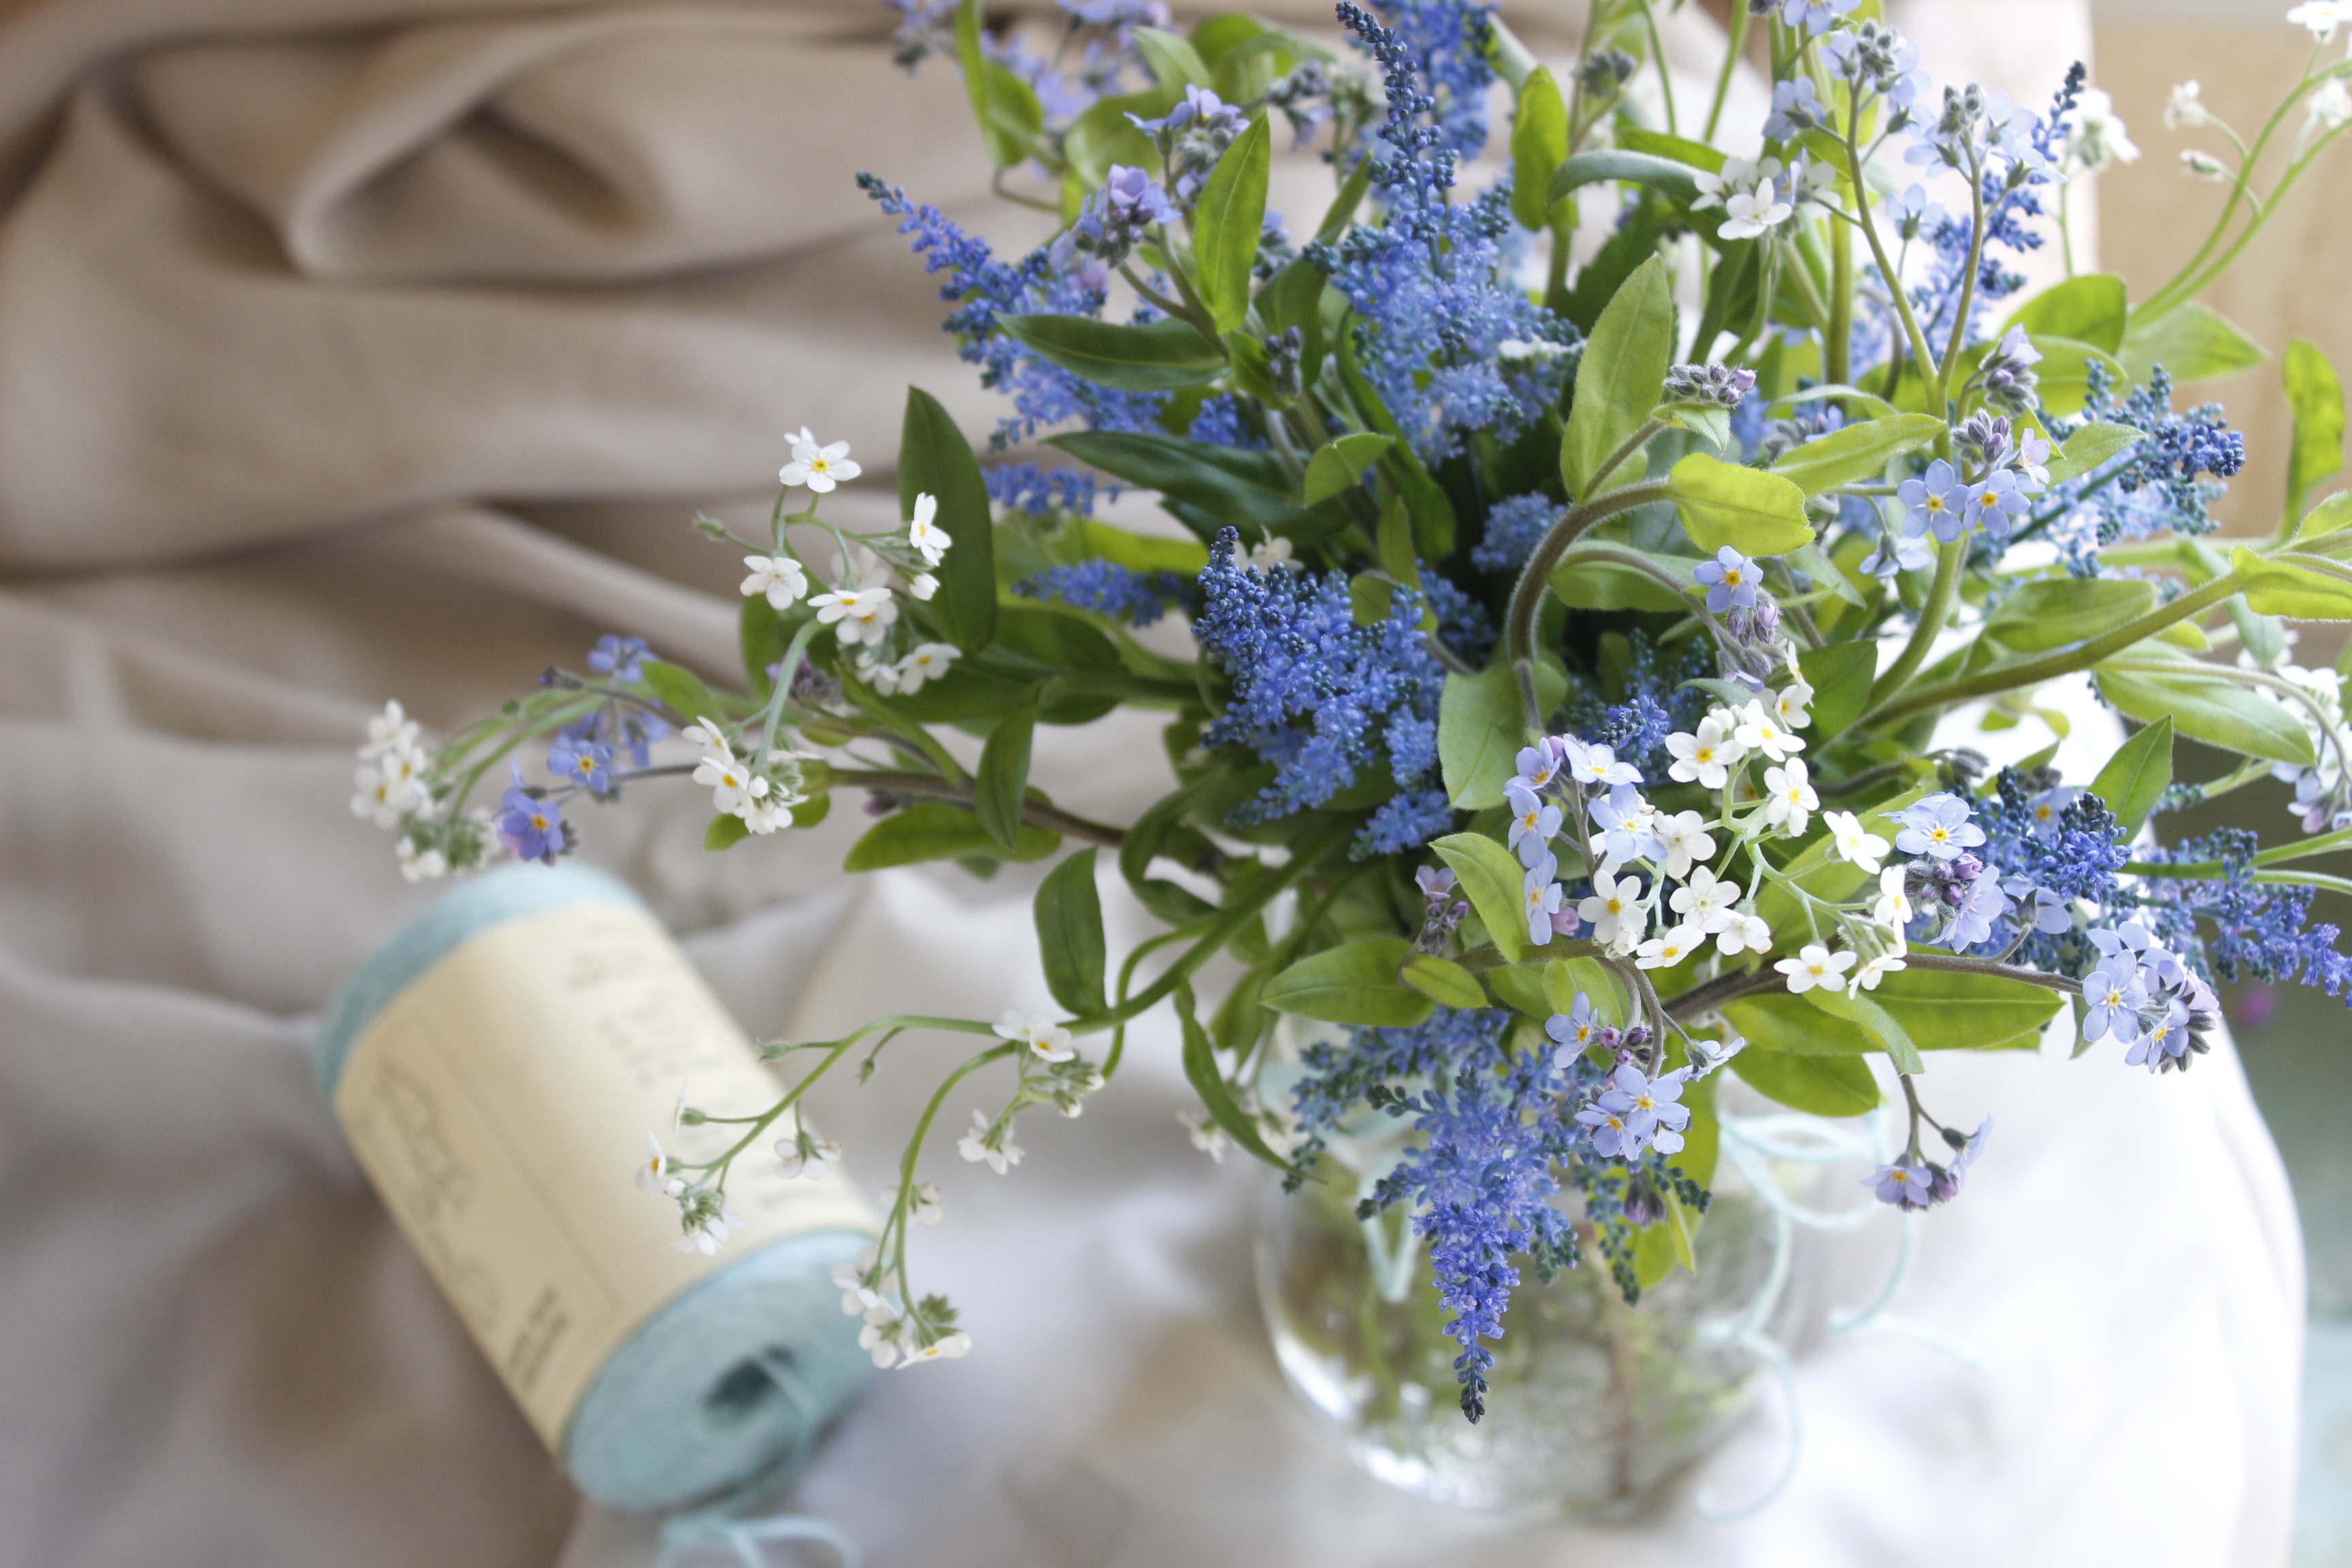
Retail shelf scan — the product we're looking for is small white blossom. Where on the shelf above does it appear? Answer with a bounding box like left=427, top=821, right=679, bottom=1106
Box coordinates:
left=1825, top=808, right=1891, bottom=875
left=831, top=1245, right=884, bottom=1315
left=1762, top=758, right=1820, bottom=836
left=958, top=1107, right=1023, bottom=1174
left=994, top=1009, right=1076, bottom=1062
left=674, top=1203, right=743, bottom=1256
left=1576, top=866, right=1647, bottom=949
left=779, top=427, right=861, bottom=493
left=2287, top=1, right=2351, bottom=43
left=1716, top=908, right=1774, bottom=958
left=2308, top=77, right=2352, bottom=135
left=395, top=836, right=448, bottom=883
left=1231, top=535, right=1296, bottom=572
left=1774, top=677, right=1814, bottom=732
left=894, top=1328, right=973, bottom=1368
left=691, top=721, right=772, bottom=817
left=1850, top=949, right=1908, bottom=996
left=1669, top=866, right=1742, bottom=932
left=1636, top=923, right=1705, bottom=970
left=859, top=1303, right=904, bottom=1368
left=809, top=549, right=899, bottom=648
left=1735, top=701, right=1803, bottom=762
left=361, top=700, right=421, bottom=760
left=883, top=1182, right=945, bottom=1227
left=2065, top=86, right=2141, bottom=172
left=906, top=493, right=952, bottom=565
left=2165, top=80, right=2210, bottom=129
left=894, top=642, right=960, bottom=693
left=636, top=1132, right=686, bottom=1199
left=1776, top=943, right=1857, bottom=994
left=1498, top=338, right=1571, bottom=362
left=1567, top=739, right=1642, bottom=788
left=776, top=1130, right=844, bottom=1179
left=1720, top=178, right=1793, bottom=240
left=2180, top=147, right=2232, bottom=180
left=740, top=555, right=808, bottom=608
left=1666, top=710, right=1746, bottom=789
left=1179, top=1108, right=1231, bottom=1162
left=738, top=794, right=791, bottom=835
left=1655, top=811, right=1716, bottom=879
left=351, top=755, right=429, bottom=827
left=1873, top=865, right=1916, bottom=932
left=907, top=571, right=939, bottom=602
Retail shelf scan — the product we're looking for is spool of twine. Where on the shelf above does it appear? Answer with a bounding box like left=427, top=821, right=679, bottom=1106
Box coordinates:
left=316, top=863, right=876, bottom=1512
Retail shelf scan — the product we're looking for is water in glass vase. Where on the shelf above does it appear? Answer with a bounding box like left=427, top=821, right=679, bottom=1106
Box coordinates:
left=1255, top=1153, right=1798, bottom=1518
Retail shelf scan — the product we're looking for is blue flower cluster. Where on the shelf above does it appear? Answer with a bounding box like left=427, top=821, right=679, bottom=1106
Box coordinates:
left=1469, top=492, right=1561, bottom=574
left=1186, top=393, right=1267, bottom=450
left=1970, top=768, right=2129, bottom=966
left=2140, top=828, right=2352, bottom=1006
left=859, top=174, right=1169, bottom=446
left=1420, top=572, right=1495, bottom=664
left=1192, top=527, right=1446, bottom=845
left=986, top=461, right=1104, bottom=517
left=2061, top=363, right=2247, bottom=555
left=1560, top=634, right=1712, bottom=779
left=1015, top=560, right=1198, bottom=627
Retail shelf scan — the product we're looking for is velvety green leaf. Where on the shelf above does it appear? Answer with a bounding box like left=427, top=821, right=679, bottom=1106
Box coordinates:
left=1803, top=987, right=1923, bottom=1074
left=1439, top=659, right=1569, bottom=810
left=2232, top=546, right=2352, bottom=620
left=2043, top=421, right=2145, bottom=485
left=1561, top=254, right=1673, bottom=500
left=1258, top=936, right=1434, bottom=1026
left=2285, top=339, right=2347, bottom=514
left=999, top=314, right=1226, bottom=392
left=1509, top=65, right=1569, bottom=231
left=900, top=387, right=998, bottom=654
left=638, top=659, right=728, bottom=727
left=1723, top=993, right=1874, bottom=1056
left=1769, top=413, right=1944, bottom=497
left=1550, top=547, right=1697, bottom=612
left=1669, top=453, right=1815, bottom=557
left=704, top=813, right=751, bottom=851
left=1431, top=832, right=1531, bottom=964
left=2121, top=300, right=2266, bottom=385
left=1545, top=148, right=1702, bottom=208
left=1302, top=431, right=1395, bottom=505
left=2296, top=491, right=2352, bottom=544
left=1797, top=638, right=1876, bottom=740
left=1984, top=576, right=2157, bottom=651
left=2095, top=656, right=2315, bottom=766
left=1130, top=24, right=1211, bottom=87
left=992, top=605, right=1122, bottom=671
left=1194, top=115, right=1270, bottom=333
left=2091, top=715, right=2172, bottom=841
left=1034, top=848, right=1108, bottom=1016
left=1175, top=981, right=1302, bottom=1176
left=1727, top=1046, right=1880, bottom=1116
left=2010, top=273, right=2128, bottom=354
left=846, top=802, right=1059, bottom=870
left=1399, top=954, right=1487, bottom=1009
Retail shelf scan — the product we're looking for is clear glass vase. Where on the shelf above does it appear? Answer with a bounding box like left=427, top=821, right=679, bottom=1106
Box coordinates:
left=1255, top=1150, right=1800, bottom=1517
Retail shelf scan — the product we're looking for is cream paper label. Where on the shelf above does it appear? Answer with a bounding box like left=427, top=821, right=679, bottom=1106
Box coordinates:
left=332, top=902, right=875, bottom=1450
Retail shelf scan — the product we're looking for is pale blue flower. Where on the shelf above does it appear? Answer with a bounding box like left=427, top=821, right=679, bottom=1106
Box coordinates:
left=2082, top=958, right=2147, bottom=1044
left=1867, top=1160, right=1936, bottom=1210
left=1693, top=545, right=1761, bottom=613
left=1898, top=458, right=1970, bottom=542
left=1893, top=792, right=1986, bottom=860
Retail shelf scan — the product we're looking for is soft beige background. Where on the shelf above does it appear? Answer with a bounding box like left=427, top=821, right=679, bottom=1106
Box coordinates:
left=0, top=1, right=2314, bottom=1565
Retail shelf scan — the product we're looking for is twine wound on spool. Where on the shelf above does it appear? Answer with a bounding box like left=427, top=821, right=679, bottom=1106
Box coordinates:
left=316, top=863, right=879, bottom=1520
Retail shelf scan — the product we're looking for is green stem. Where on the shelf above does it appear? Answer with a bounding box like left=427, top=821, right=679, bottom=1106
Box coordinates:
left=1702, top=0, right=1751, bottom=142
left=1843, top=115, right=1940, bottom=385
left=829, top=768, right=1129, bottom=847
left=1865, top=534, right=1965, bottom=712
left=1504, top=477, right=1675, bottom=728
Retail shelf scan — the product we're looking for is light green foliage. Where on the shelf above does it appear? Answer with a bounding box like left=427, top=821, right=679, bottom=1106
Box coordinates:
left=1034, top=849, right=1109, bottom=1016
left=2091, top=716, right=2173, bottom=841
left=1303, top=432, right=1394, bottom=504
left=846, top=802, right=1059, bottom=870
left=1438, top=659, right=1568, bottom=809
left=2119, top=300, right=2266, bottom=384
left=1769, top=413, right=1943, bottom=497
left=899, top=387, right=998, bottom=653
left=1431, top=832, right=1533, bottom=963
left=2286, top=339, right=2347, bottom=519
left=1983, top=577, right=2157, bottom=651
left=1560, top=254, right=1673, bottom=498
left=1669, top=453, right=1814, bottom=556
left=1260, top=937, right=1434, bottom=1026
left=1509, top=67, right=1569, bottom=231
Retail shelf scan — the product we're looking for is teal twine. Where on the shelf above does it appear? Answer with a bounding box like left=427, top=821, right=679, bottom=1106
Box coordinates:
left=316, top=864, right=876, bottom=1522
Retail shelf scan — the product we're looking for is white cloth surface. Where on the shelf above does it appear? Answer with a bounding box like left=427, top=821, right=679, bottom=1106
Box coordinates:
left=0, top=0, right=2304, bottom=1562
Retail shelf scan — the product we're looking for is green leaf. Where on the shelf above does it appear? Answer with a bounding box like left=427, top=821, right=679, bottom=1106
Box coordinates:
left=1560, top=254, right=1673, bottom=500
left=1869, top=966, right=2064, bottom=1050
left=1439, top=659, right=1568, bottom=810
left=1073, top=519, right=1210, bottom=576
left=2090, top=715, right=2172, bottom=841
left=1727, top=1047, right=1880, bottom=1116
left=1547, top=957, right=1632, bottom=1023
left=2009, top=273, right=2128, bottom=354
left=1550, top=546, right=1697, bottom=612
left=1333, top=321, right=1456, bottom=557
left=2043, top=421, right=2145, bottom=485
left=1258, top=937, right=1435, bottom=1026
left=992, top=605, right=1122, bottom=672
left=1614, top=127, right=1727, bottom=172
left=2120, top=300, right=2267, bottom=385
left=975, top=687, right=1041, bottom=850
left=1316, top=153, right=1374, bottom=244
left=638, top=659, right=728, bottom=727
left=1175, top=981, right=1303, bottom=1177
left=1983, top=576, right=2157, bottom=652
left=705, top=813, right=751, bottom=851
left=1430, top=832, right=1532, bottom=964
left=1302, top=431, right=1395, bottom=505
left=846, top=802, right=1059, bottom=870
left=1769, top=413, right=1944, bottom=497
left=2286, top=339, right=2347, bottom=517
left=2297, top=491, right=2352, bottom=544
left=1669, top=453, right=1815, bottom=557
left=1803, top=987, right=1924, bottom=1074
left=2095, top=656, right=2315, bottom=766
left=1545, top=148, right=1702, bottom=209
left=2231, top=546, right=2352, bottom=619
left=1034, top=848, right=1108, bottom=1017
left=955, top=0, right=1040, bottom=168
left=1130, top=25, right=1211, bottom=88
left=900, top=387, right=998, bottom=654
left=1654, top=399, right=1732, bottom=453
left=999, top=314, right=1226, bottom=392
left=1400, top=953, right=1487, bottom=1009
left=1062, top=88, right=1169, bottom=189
left=1258, top=256, right=1328, bottom=385
left=1049, top=429, right=1335, bottom=540
left=1797, top=639, right=1877, bottom=740
left=1194, top=115, right=1271, bottom=334
left=1509, top=66, right=1569, bottom=231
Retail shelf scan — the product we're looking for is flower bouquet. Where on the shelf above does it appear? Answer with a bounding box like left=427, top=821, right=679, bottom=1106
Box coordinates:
left=356, top=0, right=2352, bottom=1440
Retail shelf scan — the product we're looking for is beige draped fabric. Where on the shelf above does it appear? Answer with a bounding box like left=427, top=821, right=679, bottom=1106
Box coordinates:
left=0, top=0, right=2304, bottom=1563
